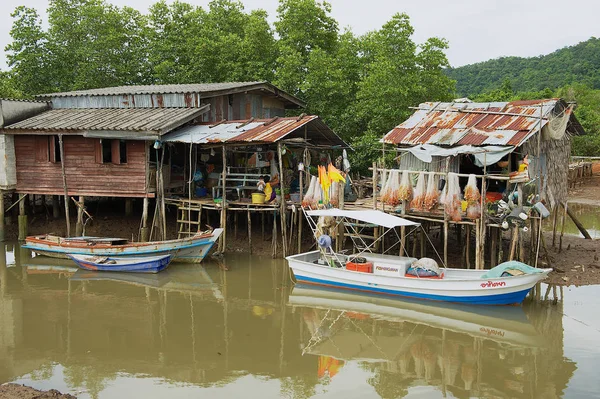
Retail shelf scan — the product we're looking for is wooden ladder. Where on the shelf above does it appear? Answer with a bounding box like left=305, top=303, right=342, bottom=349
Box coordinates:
left=177, top=201, right=203, bottom=239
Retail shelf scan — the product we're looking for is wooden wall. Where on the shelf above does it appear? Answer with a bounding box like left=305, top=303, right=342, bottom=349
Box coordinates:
left=200, top=94, right=286, bottom=122
left=15, top=135, right=150, bottom=197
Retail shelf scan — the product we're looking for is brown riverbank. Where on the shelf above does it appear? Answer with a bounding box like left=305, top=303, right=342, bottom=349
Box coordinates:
left=0, top=384, right=76, bottom=399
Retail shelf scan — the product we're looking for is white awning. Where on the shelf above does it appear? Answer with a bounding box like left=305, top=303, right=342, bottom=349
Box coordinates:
left=305, top=209, right=419, bottom=228
left=405, top=144, right=514, bottom=166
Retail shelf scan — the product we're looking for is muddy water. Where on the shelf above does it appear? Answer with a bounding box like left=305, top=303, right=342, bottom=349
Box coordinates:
left=545, top=202, right=600, bottom=239
left=1, top=243, right=599, bottom=398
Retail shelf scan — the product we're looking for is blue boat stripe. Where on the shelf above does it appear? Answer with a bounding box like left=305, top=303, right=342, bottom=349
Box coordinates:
left=295, top=275, right=531, bottom=305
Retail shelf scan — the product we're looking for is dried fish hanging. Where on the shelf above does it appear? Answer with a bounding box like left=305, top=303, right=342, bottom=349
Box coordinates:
left=423, top=172, right=440, bottom=211
left=410, top=172, right=426, bottom=210
left=302, top=175, right=318, bottom=208
left=464, top=174, right=481, bottom=219
left=379, top=169, right=391, bottom=203
left=444, top=172, right=462, bottom=221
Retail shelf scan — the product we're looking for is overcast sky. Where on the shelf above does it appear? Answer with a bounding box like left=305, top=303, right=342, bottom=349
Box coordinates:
left=1, top=0, right=599, bottom=70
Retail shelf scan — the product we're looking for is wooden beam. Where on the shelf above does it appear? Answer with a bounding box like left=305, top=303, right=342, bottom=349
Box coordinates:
left=59, top=134, right=71, bottom=237
left=561, top=201, right=592, bottom=239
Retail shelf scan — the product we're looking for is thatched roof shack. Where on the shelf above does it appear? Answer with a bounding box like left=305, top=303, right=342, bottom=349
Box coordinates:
left=382, top=98, right=585, bottom=208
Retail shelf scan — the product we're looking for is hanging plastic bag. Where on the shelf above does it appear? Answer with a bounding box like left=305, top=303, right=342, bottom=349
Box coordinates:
left=424, top=172, right=440, bottom=211
left=410, top=172, right=426, bottom=210
left=330, top=181, right=341, bottom=207
left=302, top=175, right=317, bottom=207
left=464, top=174, right=481, bottom=219
left=379, top=169, right=390, bottom=203
left=398, top=170, right=413, bottom=202
left=464, top=174, right=481, bottom=202
left=383, top=170, right=400, bottom=206
left=444, top=172, right=462, bottom=221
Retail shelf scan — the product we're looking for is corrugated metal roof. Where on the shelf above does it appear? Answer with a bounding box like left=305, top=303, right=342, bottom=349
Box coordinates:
left=36, top=81, right=306, bottom=108
left=163, top=116, right=348, bottom=147
left=383, top=98, right=583, bottom=147
left=2, top=105, right=209, bottom=135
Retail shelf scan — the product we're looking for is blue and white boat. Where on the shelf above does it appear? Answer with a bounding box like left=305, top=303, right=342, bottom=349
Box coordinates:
left=24, top=228, right=223, bottom=263
left=286, top=210, right=550, bottom=305
left=68, top=254, right=172, bottom=273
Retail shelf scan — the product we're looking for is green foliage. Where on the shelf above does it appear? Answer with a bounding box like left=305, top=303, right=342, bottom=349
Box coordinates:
left=446, top=37, right=600, bottom=96
left=0, top=71, right=24, bottom=98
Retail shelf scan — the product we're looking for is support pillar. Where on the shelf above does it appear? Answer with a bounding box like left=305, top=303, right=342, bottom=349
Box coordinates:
left=18, top=195, right=27, bottom=241
left=141, top=197, right=149, bottom=242
left=0, top=192, right=4, bottom=242
left=52, top=195, right=60, bottom=219
left=75, top=196, right=85, bottom=236
left=125, top=198, right=133, bottom=217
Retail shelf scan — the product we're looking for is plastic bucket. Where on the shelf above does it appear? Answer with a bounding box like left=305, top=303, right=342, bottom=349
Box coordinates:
left=252, top=193, right=266, bottom=204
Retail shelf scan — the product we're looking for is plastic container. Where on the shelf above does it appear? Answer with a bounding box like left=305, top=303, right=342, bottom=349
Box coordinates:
left=346, top=261, right=373, bottom=273
left=252, top=193, right=266, bottom=204
left=195, top=187, right=207, bottom=197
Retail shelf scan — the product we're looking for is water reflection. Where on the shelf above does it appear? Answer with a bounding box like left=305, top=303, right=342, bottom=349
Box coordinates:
left=0, top=243, right=578, bottom=398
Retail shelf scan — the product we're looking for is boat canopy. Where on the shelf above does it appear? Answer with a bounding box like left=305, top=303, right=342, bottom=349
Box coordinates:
left=305, top=209, right=420, bottom=228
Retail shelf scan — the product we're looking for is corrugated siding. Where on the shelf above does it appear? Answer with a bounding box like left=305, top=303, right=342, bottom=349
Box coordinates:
left=383, top=99, right=575, bottom=148
left=51, top=93, right=203, bottom=109
left=398, top=152, right=460, bottom=173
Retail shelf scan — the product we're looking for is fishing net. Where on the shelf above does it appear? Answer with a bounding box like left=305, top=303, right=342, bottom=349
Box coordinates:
left=464, top=174, right=481, bottom=219
left=398, top=170, right=413, bottom=202
left=444, top=172, right=462, bottom=221
left=424, top=172, right=440, bottom=211
left=383, top=169, right=401, bottom=206
left=410, top=172, right=426, bottom=210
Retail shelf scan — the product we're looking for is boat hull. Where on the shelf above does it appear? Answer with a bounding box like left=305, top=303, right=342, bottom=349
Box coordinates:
left=287, top=251, right=551, bottom=305
left=24, top=229, right=222, bottom=263
left=68, top=254, right=172, bottom=273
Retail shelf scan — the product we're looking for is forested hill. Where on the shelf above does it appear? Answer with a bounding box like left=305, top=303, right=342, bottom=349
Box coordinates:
left=446, top=37, right=600, bottom=96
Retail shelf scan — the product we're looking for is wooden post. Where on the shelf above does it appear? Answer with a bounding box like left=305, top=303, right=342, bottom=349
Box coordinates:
left=551, top=206, right=558, bottom=248
left=443, top=221, right=448, bottom=267
left=475, top=219, right=480, bottom=269
left=278, top=143, right=287, bottom=258
left=125, top=198, right=133, bottom=217
left=465, top=224, right=471, bottom=269
left=297, top=162, right=304, bottom=254
left=420, top=225, right=425, bottom=258
left=247, top=207, right=252, bottom=255
left=0, top=192, right=4, bottom=242
left=337, top=181, right=345, bottom=252
left=509, top=226, right=519, bottom=260
left=562, top=201, right=592, bottom=239
left=220, top=146, right=227, bottom=252
left=489, top=227, right=497, bottom=267
left=18, top=194, right=27, bottom=240
left=141, top=197, right=149, bottom=242
left=372, top=162, right=378, bottom=210
left=58, top=134, right=71, bottom=237
left=559, top=202, right=567, bottom=253
left=52, top=195, right=60, bottom=219
left=272, top=210, right=278, bottom=258
left=75, top=196, right=85, bottom=236
left=517, top=183, right=524, bottom=262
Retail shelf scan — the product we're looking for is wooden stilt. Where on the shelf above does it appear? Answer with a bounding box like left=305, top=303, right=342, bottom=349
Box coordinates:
left=562, top=201, right=592, bottom=239
left=420, top=226, right=425, bottom=258
left=277, top=143, right=287, bottom=258
left=411, top=233, right=418, bottom=258
left=465, top=224, right=471, bottom=269
left=18, top=194, right=27, bottom=240
left=262, top=212, right=265, bottom=241
left=509, top=226, right=519, bottom=260
left=247, top=207, right=252, bottom=255
left=517, top=183, right=524, bottom=262
left=559, top=202, right=567, bottom=253
left=220, top=145, right=227, bottom=253
left=443, top=221, right=448, bottom=267
left=551, top=206, right=558, bottom=247
left=272, top=211, right=278, bottom=258
left=490, top=228, right=497, bottom=268
left=58, top=134, right=71, bottom=237
left=0, top=191, right=4, bottom=242
left=75, top=196, right=85, bottom=236
left=52, top=195, right=60, bottom=219
left=497, top=228, right=504, bottom=265
left=141, top=197, right=149, bottom=242
left=125, top=198, right=133, bottom=217
left=234, top=212, right=238, bottom=239
left=372, top=162, right=378, bottom=210
left=475, top=219, right=481, bottom=269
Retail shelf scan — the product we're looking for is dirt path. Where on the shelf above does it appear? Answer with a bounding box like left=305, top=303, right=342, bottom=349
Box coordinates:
left=0, top=384, right=76, bottom=399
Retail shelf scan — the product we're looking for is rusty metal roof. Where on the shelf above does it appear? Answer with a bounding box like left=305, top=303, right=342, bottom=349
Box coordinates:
left=2, top=105, right=210, bottom=135
left=163, top=116, right=348, bottom=147
left=37, top=81, right=306, bottom=108
left=383, top=99, right=584, bottom=147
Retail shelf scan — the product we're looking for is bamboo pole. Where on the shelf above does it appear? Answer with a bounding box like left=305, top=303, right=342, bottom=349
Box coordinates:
left=475, top=219, right=481, bottom=269
left=141, top=197, right=149, bottom=242
left=298, top=162, right=303, bottom=254
left=58, top=134, right=71, bottom=237
left=551, top=206, right=558, bottom=247
left=247, top=207, right=252, bottom=255
left=0, top=191, right=4, bottom=242
left=75, top=196, right=85, bottom=236
left=517, top=183, right=524, bottom=262
left=220, top=145, right=227, bottom=253
left=18, top=194, right=27, bottom=240
left=278, top=143, right=287, bottom=258
left=559, top=202, right=567, bottom=252
left=561, top=200, right=592, bottom=239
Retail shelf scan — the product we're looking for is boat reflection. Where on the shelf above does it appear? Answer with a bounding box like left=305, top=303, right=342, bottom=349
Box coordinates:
left=290, top=285, right=576, bottom=398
